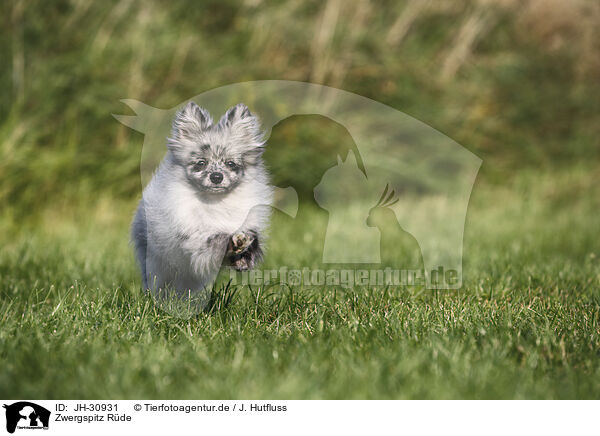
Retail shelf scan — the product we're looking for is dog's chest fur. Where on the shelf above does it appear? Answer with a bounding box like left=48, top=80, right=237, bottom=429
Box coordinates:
left=168, top=175, right=270, bottom=238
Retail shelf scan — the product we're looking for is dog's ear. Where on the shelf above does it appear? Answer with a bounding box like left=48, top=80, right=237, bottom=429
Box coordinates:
left=169, top=101, right=212, bottom=145
left=219, top=103, right=264, bottom=163
left=219, top=104, right=262, bottom=139
left=220, top=103, right=253, bottom=126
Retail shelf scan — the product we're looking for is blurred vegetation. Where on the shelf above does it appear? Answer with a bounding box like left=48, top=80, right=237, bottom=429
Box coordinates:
left=1, top=0, right=599, bottom=222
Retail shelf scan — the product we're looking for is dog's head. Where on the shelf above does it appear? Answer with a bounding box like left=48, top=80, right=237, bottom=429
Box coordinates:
left=167, top=102, right=265, bottom=194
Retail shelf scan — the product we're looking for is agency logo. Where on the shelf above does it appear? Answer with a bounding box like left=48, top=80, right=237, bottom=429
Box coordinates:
left=3, top=402, right=50, bottom=434
left=115, top=80, right=481, bottom=316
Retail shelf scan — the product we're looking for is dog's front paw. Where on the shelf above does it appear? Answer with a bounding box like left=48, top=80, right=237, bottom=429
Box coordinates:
left=231, top=256, right=250, bottom=271
left=227, top=230, right=261, bottom=271
left=230, top=232, right=255, bottom=255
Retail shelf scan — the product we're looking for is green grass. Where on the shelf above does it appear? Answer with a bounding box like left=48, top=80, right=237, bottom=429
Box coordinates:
left=2, top=0, right=599, bottom=400
left=1, top=167, right=599, bottom=399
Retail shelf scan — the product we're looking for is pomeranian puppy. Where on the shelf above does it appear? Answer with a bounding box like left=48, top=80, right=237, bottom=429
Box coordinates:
left=131, top=102, right=272, bottom=296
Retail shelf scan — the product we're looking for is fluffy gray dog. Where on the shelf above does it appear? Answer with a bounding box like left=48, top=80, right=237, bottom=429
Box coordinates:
left=131, top=102, right=272, bottom=296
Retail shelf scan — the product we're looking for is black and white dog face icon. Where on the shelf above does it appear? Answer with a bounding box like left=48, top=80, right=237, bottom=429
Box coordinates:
left=17, top=407, right=35, bottom=427
left=3, top=402, right=50, bottom=434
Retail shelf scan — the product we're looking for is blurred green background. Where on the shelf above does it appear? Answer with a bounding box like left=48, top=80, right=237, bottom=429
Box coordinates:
left=1, top=0, right=598, bottom=224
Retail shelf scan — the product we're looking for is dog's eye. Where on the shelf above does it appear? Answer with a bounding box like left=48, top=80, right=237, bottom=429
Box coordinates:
left=193, top=160, right=207, bottom=171
left=226, top=161, right=237, bottom=169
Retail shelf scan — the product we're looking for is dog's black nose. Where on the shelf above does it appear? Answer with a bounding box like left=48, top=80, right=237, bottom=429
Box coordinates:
left=210, top=172, right=223, bottom=184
